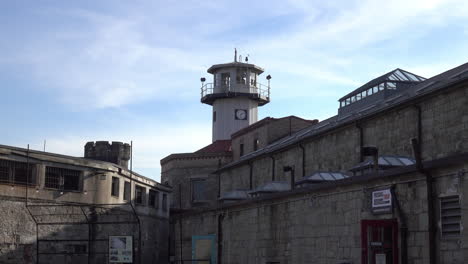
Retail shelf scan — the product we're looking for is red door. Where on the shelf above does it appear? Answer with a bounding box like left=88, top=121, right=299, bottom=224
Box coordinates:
left=361, top=219, right=398, bottom=264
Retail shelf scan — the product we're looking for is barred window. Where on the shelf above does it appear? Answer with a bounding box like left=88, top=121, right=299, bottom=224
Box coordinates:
left=0, top=159, right=35, bottom=185
left=123, top=181, right=131, bottom=201
left=149, top=190, right=159, bottom=208
left=111, top=177, right=120, bottom=197
left=135, top=186, right=145, bottom=205
left=45, top=167, right=81, bottom=191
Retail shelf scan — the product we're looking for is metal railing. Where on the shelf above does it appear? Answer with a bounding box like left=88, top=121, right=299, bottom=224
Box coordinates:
left=201, top=82, right=270, bottom=99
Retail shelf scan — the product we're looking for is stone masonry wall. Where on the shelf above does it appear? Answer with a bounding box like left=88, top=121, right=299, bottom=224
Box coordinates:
left=176, top=163, right=468, bottom=264
left=0, top=197, right=169, bottom=264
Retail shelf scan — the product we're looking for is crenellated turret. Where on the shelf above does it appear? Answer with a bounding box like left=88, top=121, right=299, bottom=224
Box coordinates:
left=84, top=141, right=131, bottom=168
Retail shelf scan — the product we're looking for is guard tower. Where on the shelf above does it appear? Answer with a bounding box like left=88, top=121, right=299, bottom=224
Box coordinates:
left=201, top=51, right=271, bottom=142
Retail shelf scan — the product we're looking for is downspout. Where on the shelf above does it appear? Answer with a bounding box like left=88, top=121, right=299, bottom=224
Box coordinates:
left=356, top=123, right=364, bottom=162
left=178, top=184, right=183, bottom=263
left=248, top=162, right=253, bottom=190
left=390, top=186, right=408, bottom=264
left=412, top=104, right=436, bottom=264
left=270, top=156, right=275, bottom=181
left=299, top=144, right=306, bottom=177
left=217, top=159, right=222, bottom=198
left=217, top=213, right=225, bottom=264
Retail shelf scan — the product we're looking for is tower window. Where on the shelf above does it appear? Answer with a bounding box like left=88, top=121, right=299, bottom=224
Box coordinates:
left=221, top=72, right=230, bottom=87
left=213, top=111, right=216, bottom=122
left=240, top=143, right=244, bottom=156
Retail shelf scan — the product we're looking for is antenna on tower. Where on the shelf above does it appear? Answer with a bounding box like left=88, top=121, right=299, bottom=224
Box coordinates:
left=245, top=54, right=249, bottom=62
left=234, top=48, right=237, bottom=62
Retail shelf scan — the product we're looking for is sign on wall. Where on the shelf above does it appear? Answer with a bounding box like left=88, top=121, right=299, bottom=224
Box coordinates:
left=192, top=235, right=216, bottom=264
left=109, top=236, right=133, bottom=263
left=371, top=189, right=392, bottom=214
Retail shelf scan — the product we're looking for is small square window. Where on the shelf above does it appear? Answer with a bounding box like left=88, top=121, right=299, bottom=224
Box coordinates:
left=111, top=177, right=120, bottom=197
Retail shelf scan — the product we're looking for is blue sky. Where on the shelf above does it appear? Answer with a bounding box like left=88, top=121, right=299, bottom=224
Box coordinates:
left=1, top=0, right=468, bottom=181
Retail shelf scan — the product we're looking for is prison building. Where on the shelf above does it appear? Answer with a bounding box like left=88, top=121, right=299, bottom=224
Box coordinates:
left=164, top=57, right=468, bottom=264
left=0, top=141, right=171, bottom=264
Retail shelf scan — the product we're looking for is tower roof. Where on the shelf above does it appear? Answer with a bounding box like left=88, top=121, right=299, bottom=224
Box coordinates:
left=207, top=62, right=264, bottom=74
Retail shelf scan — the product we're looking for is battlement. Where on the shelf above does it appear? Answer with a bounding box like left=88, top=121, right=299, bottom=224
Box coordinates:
left=84, top=141, right=131, bottom=168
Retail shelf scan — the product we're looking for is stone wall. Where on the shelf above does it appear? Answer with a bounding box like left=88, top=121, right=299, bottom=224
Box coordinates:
left=175, top=163, right=468, bottom=264
left=0, top=196, right=169, bottom=264
left=219, top=83, right=468, bottom=196
left=162, top=154, right=231, bottom=209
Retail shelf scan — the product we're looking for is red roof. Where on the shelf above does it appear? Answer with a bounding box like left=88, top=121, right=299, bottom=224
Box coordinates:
left=195, top=140, right=232, bottom=153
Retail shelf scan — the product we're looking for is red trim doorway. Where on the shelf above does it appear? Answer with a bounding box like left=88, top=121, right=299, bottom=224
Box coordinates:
left=361, top=219, right=399, bottom=264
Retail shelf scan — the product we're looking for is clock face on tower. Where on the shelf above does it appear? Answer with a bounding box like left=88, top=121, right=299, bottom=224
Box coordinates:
left=235, top=109, right=247, bottom=120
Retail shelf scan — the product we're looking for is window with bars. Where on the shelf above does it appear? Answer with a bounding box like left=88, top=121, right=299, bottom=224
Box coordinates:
left=135, top=185, right=145, bottom=205
left=123, top=181, right=131, bottom=201
left=149, top=190, right=159, bottom=208
left=45, top=167, right=81, bottom=191
left=111, top=177, right=120, bottom=197
left=0, top=159, right=35, bottom=185
left=440, top=195, right=461, bottom=237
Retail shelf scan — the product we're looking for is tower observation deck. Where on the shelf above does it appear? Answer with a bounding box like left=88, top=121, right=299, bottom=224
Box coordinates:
left=200, top=52, right=272, bottom=142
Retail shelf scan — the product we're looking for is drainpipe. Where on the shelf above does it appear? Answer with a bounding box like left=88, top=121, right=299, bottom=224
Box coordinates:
left=217, top=159, right=222, bottom=198
left=413, top=104, right=436, bottom=264
left=217, top=213, right=225, bottom=264
left=390, top=185, right=408, bottom=264
left=411, top=138, right=436, bottom=264
left=299, top=144, right=306, bottom=177
left=356, top=123, right=364, bottom=162
left=270, top=156, right=275, bottom=181
left=248, top=162, right=253, bottom=190
left=178, top=184, right=183, bottom=263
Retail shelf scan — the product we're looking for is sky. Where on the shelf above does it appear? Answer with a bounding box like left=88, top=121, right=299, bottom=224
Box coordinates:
left=1, top=0, right=468, bottom=181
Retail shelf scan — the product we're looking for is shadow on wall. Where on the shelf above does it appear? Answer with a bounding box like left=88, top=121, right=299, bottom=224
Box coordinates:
left=0, top=197, right=168, bottom=264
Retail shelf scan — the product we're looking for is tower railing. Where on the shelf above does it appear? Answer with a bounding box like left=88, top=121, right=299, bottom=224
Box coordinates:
left=201, top=83, right=270, bottom=99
